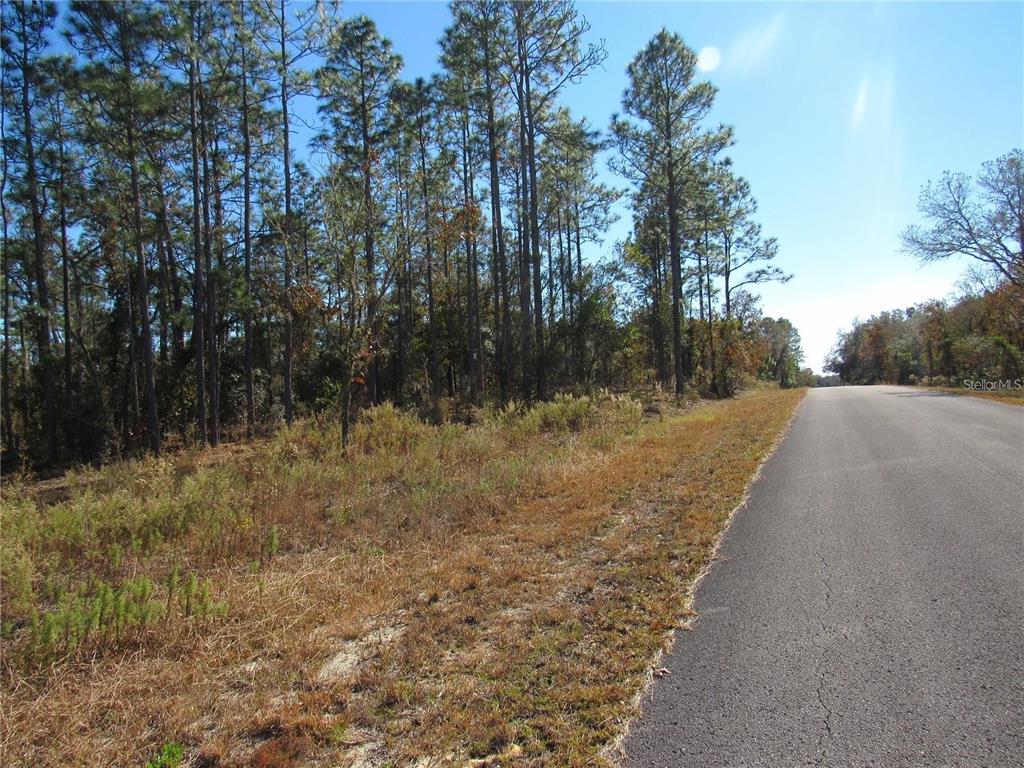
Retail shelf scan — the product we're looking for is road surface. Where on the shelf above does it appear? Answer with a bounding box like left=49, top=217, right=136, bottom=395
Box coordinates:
left=624, top=386, right=1024, bottom=767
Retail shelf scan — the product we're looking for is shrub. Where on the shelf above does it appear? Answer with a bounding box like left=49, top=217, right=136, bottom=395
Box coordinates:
left=1, top=388, right=648, bottom=668
left=515, top=394, right=595, bottom=437
left=350, top=403, right=429, bottom=455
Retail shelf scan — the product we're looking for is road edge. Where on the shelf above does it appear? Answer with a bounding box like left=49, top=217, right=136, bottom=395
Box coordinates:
left=603, top=388, right=809, bottom=766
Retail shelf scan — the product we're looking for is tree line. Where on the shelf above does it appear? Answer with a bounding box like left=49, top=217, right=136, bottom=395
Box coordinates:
left=827, top=150, right=1023, bottom=386
left=826, top=284, right=1023, bottom=386
left=1, top=0, right=798, bottom=469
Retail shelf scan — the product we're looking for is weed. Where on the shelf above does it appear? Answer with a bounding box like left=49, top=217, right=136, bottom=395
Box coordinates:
left=145, top=742, right=184, bottom=768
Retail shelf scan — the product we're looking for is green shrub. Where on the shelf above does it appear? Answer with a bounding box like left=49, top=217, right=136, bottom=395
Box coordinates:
left=499, top=393, right=642, bottom=445
left=351, top=403, right=429, bottom=455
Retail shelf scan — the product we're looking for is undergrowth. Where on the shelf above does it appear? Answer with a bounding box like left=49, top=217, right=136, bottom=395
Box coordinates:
left=0, top=387, right=803, bottom=767
left=0, top=392, right=642, bottom=667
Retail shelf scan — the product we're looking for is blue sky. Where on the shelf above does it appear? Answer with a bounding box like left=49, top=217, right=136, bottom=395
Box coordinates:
left=344, top=0, right=1023, bottom=372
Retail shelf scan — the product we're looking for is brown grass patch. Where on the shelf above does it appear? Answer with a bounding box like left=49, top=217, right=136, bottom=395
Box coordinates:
left=930, top=385, right=1024, bottom=406
left=1, top=388, right=803, bottom=767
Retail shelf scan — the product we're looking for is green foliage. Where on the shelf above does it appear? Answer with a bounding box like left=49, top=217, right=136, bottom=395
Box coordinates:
left=758, top=317, right=804, bottom=388
left=0, top=495, right=38, bottom=621
left=2, top=0, right=797, bottom=475
left=24, top=576, right=160, bottom=660
left=1, top=387, right=651, bottom=666
left=517, top=393, right=598, bottom=434
left=499, top=392, right=643, bottom=445
left=13, top=567, right=224, bottom=664
left=145, top=742, right=184, bottom=768
left=0, top=474, right=230, bottom=663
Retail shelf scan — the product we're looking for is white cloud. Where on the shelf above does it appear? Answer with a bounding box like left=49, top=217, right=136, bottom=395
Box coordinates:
left=877, top=69, right=895, bottom=131
left=850, top=67, right=895, bottom=132
left=852, top=76, right=869, bottom=128
left=725, top=13, right=784, bottom=75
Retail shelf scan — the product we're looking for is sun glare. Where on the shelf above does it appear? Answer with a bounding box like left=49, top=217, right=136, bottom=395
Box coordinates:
left=697, top=46, right=722, bottom=72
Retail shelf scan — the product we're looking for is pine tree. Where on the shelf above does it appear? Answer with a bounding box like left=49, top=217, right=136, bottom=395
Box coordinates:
left=611, top=29, right=729, bottom=394
left=2, top=0, right=59, bottom=463
left=255, top=0, right=331, bottom=423
left=68, top=0, right=171, bottom=454
left=318, top=15, right=400, bottom=406
left=713, top=169, right=787, bottom=320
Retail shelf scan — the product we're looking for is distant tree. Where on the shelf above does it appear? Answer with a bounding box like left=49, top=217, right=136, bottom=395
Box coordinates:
left=758, top=317, right=803, bottom=388
left=439, top=33, right=486, bottom=404
left=405, top=77, right=442, bottom=405
left=445, top=0, right=513, bottom=401
left=1, top=45, right=14, bottom=456
left=0, top=0, right=803, bottom=470
left=500, top=0, right=605, bottom=400
left=255, top=0, right=332, bottom=424
left=714, top=170, right=789, bottom=319
left=68, top=0, right=167, bottom=455
left=827, top=286, right=1023, bottom=386
left=543, top=109, right=618, bottom=384
left=232, top=0, right=267, bottom=438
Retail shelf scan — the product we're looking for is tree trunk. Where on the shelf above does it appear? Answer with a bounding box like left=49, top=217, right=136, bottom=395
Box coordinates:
left=188, top=39, right=207, bottom=445
left=723, top=233, right=732, bottom=319
left=1, top=100, right=14, bottom=456
left=460, top=105, right=482, bottom=404
left=519, top=16, right=545, bottom=401
left=651, top=231, right=667, bottom=385
left=483, top=34, right=510, bottom=403
left=57, top=112, right=75, bottom=450
left=573, top=200, right=585, bottom=383
left=279, top=0, right=294, bottom=424
left=418, top=119, right=440, bottom=405
left=121, top=25, right=159, bottom=455
left=204, top=106, right=222, bottom=446
left=667, top=160, right=685, bottom=395
left=703, top=210, right=717, bottom=393
left=241, top=33, right=255, bottom=438
left=514, top=73, right=532, bottom=400
left=19, top=13, right=57, bottom=463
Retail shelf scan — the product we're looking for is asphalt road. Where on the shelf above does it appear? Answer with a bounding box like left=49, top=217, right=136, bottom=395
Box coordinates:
left=624, top=386, right=1024, bottom=767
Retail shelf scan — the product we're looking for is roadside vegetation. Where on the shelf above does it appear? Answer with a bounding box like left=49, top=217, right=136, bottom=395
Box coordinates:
left=1, top=386, right=803, bottom=766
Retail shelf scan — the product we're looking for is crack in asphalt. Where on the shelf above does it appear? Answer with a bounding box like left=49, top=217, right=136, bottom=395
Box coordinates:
left=813, top=547, right=836, bottom=767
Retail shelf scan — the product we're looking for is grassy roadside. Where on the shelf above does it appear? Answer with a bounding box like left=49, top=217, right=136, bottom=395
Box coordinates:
left=1, top=387, right=804, bottom=767
left=927, top=385, right=1024, bottom=406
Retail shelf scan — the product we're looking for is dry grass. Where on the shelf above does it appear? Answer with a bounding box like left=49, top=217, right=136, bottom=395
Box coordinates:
left=1, top=388, right=804, bottom=767
left=933, top=385, right=1024, bottom=406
